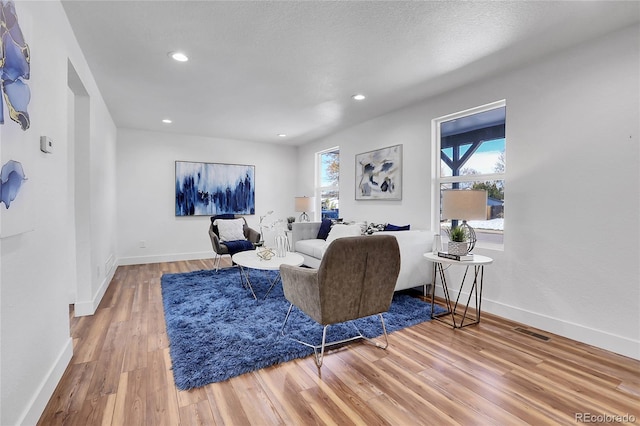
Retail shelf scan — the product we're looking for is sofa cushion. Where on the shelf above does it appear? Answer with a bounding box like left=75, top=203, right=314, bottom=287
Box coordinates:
left=316, top=218, right=333, bottom=240
left=295, top=239, right=327, bottom=259
left=325, top=224, right=362, bottom=246
left=366, top=222, right=386, bottom=234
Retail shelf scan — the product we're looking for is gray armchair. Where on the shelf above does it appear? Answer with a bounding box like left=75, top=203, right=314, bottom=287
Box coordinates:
left=279, top=234, right=401, bottom=369
left=209, top=215, right=260, bottom=271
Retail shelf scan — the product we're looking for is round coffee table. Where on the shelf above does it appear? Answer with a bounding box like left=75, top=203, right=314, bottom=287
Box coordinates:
left=232, top=250, right=304, bottom=299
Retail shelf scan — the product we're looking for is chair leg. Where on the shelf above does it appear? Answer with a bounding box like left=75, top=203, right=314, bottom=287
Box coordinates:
left=357, top=313, right=389, bottom=349
left=315, top=325, right=329, bottom=368
left=213, top=253, right=222, bottom=272
left=281, top=304, right=326, bottom=368
left=281, top=303, right=294, bottom=335
left=281, top=306, right=389, bottom=370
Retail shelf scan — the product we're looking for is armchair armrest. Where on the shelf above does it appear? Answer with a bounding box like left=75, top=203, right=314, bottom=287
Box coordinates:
left=209, top=227, right=223, bottom=253
left=291, top=222, right=322, bottom=247
left=245, top=227, right=260, bottom=244
left=279, top=264, right=323, bottom=324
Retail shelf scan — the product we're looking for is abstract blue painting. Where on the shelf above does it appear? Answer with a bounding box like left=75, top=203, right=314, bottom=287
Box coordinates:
left=175, top=161, right=255, bottom=216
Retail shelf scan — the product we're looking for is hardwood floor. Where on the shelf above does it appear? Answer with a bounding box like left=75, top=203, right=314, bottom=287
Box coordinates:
left=39, top=259, right=639, bottom=425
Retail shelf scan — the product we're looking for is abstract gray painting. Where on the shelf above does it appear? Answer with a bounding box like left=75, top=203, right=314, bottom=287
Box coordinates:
left=355, top=144, right=402, bottom=200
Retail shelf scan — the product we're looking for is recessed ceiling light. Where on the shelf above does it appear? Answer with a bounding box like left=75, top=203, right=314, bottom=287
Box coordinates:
left=169, top=51, right=189, bottom=62
left=277, top=134, right=287, bottom=137
left=162, top=119, right=172, bottom=124
left=352, top=94, right=366, bottom=101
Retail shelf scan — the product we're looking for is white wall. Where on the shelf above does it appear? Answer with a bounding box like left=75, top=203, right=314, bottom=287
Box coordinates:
left=297, top=25, right=640, bottom=359
left=0, top=1, right=118, bottom=425
left=116, top=128, right=298, bottom=265
left=299, top=108, right=434, bottom=229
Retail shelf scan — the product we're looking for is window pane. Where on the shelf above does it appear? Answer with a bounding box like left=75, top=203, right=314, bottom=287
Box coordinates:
left=439, top=181, right=504, bottom=245
left=441, top=138, right=505, bottom=177
left=321, top=189, right=339, bottom=219
left=440, top=106, right=505, bottom=177
left=320, top=149, right=339, bottom=187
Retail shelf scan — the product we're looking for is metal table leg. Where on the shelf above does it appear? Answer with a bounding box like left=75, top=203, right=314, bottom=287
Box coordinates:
left=237, top=265, right=257, bottom=299
left=263, top=271, right=282, bottom=299
left=430, top=262, right=484, bottom=328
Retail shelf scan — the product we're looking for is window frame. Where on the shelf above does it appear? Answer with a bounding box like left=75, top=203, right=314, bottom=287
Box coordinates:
left=315, top=146, right=340, bottom=221
left=432, top=100, right=506, bottom=250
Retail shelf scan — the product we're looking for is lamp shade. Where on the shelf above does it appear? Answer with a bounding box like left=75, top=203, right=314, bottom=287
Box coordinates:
left=294, top=196, right=315, bottom=213
left=441, top=190, right=487, bottom=220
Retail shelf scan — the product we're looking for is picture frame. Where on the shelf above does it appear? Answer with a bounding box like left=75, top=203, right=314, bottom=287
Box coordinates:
left=175, top=161, right=255, bottom=216
left=355, top=144, right=402, bottom=200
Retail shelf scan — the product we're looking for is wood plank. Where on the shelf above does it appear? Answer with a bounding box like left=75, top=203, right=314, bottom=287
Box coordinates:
left=295, top=355, right=387, bottom=426
left=204, top=381, right=251, bottom=426
left=146, top=349, right=180, bottom=426
left=228, top=372, right=285, bottom=425
left=84, top=321, right=127, bottom=400
left=71, top=394, right=115, bottom=426
left=71, top=307, right=114, bottom=364
left=178, top=399, right=217, bottom=426
left=335, top=348, right=455, bottom=425
left=253, top=363, right=321, bottom=425
left=36, top=361, right=97, bottom=425
left=111, top=369, right=147, bottom=425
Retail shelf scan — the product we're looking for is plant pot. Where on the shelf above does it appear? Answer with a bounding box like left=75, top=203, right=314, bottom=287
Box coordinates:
left=448, top=241, right=469, bottom=256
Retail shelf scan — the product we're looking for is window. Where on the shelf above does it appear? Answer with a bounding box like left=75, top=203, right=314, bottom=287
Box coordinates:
left=433, top=100, right=506, bottom=248
left=316, top=147, right=339, bottom=220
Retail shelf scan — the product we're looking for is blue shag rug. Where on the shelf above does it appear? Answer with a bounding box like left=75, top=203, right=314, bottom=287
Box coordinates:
left=161, top=267, right=445, bottom=390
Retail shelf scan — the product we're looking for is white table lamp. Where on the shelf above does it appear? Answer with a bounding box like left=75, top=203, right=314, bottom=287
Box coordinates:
left=441, top=189, right=487, bottom=253
left=295, top=196, right=315, bottom=222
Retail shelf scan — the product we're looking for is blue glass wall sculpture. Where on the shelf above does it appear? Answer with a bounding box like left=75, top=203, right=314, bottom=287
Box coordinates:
left=0, top=0, right=31, bottom=131
left=0, top=159, right=26, bottom=208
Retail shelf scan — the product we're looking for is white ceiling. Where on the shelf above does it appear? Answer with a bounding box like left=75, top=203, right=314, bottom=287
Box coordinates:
left=61, top=1, right=639, bottom=146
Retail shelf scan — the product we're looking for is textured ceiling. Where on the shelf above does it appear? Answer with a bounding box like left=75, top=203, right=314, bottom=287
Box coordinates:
left=61, top=1, right=639, bottom=146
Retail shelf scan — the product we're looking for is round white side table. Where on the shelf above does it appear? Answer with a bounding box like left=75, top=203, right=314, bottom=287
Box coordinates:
left=423, top=253, right=493, bottom=328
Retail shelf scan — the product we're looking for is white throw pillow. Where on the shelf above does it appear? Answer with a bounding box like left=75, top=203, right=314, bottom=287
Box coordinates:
left=324, top=224, right=362, bottom=247
left=214, top=218, right=246, bottom=242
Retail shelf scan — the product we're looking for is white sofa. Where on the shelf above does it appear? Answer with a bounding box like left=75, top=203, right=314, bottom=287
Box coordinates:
left=291, top=222, right=433, bottom=293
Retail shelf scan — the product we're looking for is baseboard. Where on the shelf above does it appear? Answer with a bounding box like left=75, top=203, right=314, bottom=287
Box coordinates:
left=74, top=262, right=118, bottom=317
left=18, top=337, right=73, bottom=426
left=433, top=285, right=639, bottom=360
left=118, top=251, right=213, bottom=266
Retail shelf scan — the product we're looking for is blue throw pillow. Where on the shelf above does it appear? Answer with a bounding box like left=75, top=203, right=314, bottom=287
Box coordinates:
left=317, top=218, right=333, bottom=240
left=384, top=223, right=410, bottom=231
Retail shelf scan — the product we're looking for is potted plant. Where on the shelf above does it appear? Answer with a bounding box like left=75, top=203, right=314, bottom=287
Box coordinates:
left=447, top=226, right=469, bottom=255
left=287, top=216, right=295, bottom=230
